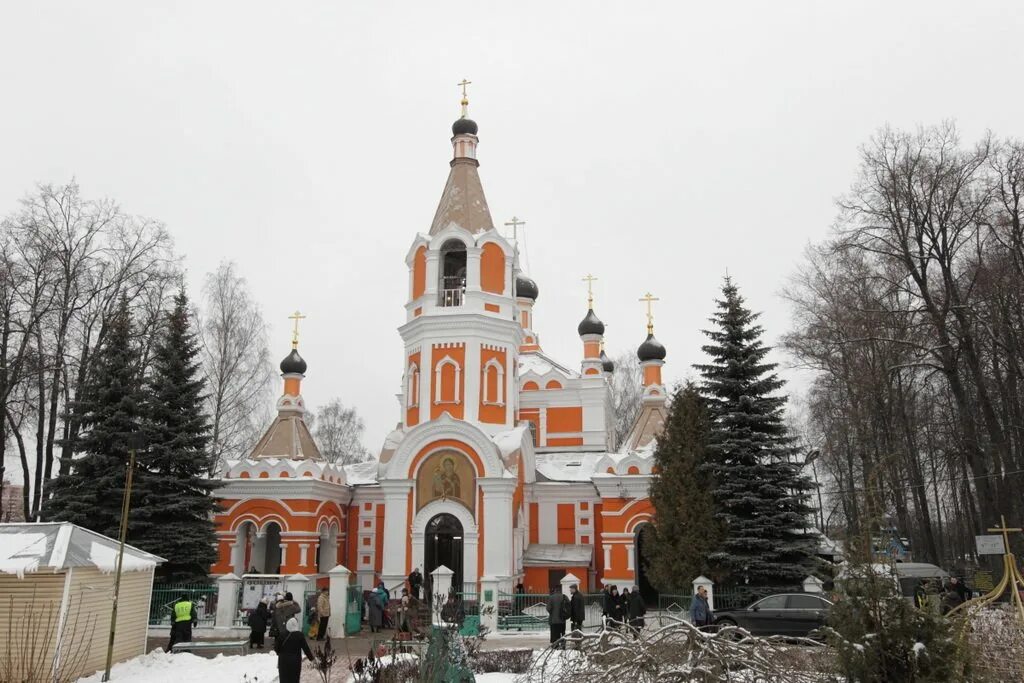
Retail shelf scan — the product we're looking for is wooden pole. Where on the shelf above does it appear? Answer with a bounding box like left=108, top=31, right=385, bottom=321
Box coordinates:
left=101, top=446, right=136, bottom=681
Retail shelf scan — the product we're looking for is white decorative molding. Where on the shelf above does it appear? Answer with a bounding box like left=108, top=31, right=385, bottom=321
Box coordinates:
left=434, top=355, right=462, bottom=405
left=384, top=413, right=506, bottom=480
left=481, top=357, right=505, bottom=405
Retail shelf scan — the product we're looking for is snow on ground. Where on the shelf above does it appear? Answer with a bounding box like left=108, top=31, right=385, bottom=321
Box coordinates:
left=76, top=649, right=278, bottom=683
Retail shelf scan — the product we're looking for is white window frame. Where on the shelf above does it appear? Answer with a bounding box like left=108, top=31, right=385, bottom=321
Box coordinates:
left=481, top=358, right=505, bottom=406
left=434, top=355, right=462, bottom=404
left=406, top=363, right=419, bottom=408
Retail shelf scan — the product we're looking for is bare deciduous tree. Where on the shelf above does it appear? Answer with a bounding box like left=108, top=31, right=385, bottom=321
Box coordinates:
left=609, top=350, right=643, bottom=449
left=308, top=398, right=370, bottom=465
left=198, top=261, right=274, bottom=472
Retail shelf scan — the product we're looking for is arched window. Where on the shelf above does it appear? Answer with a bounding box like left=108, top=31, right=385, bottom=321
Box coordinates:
left=439, top=240, right=467, bottom=307
left=407, top=363, right=420, bottom=407
left=482, top=358, right=505, bottom=405
left=545, top=380, right=563, bottom=390
left=435, top=356, right=461, bottom=404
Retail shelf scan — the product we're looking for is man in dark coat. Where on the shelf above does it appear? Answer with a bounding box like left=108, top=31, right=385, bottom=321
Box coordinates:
left=949, top=576, right=971, bottom=603
left=408, top=568, right=423, bottom=600
left=272, top=592, right=301, bottom=644
left=168, top=595, right=198, bottom=651
left=627, top=585, right=646, bottom=633
left=569, top=584, right=585, bottom=634
left=546, top=586, right=569, bottom=647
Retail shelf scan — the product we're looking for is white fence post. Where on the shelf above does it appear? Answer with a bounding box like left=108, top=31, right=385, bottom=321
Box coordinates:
left=215, top=573, right=242, bottom=628
left=560, top=572, right=581, bottom=599
left=328, top=565, right=351, bottom=639
left=479, top=576, right=500, bottom=634
left=692, top=575, right=714, bottom=612
left=285, top=573, right=311, bottom=625
left=430, top=565, right=454, bottom=625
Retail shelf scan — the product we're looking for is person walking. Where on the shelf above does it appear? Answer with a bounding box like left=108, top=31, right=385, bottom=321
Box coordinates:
left=248, top=598, right=270, bottom=649
left=569, top=584, right=585, bottom=635
left=628, top=586, right=646, bottom=634
left=546, top=586, right=569, bottom=647
left=272, top=592, right=301, bottom=645
left=408, top=568, right=423, bottom=600
left=368, top=583, right=386, bottom=633
left=690, top=586, right=713, bottom=629
left=275, top=617, right=314, bottom=683
left=314, top=587, right=331, bottom=640
left=167, top=594, right=198, bottom=651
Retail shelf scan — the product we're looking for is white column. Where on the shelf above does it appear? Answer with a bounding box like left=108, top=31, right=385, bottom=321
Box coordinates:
left=286, top=574, right=311, bottom=624
left=215, top=573, right=242, bottom=629
left=380, top=480, right=414, bottom=590
left=252, top=532, right=267, bottom=572
left=328, top=565, right=351, bottom=639
left=478, top=478, right=516, bottom=580
left=479, top=576, right=500, bottom=633
left=299, top=543, right=310, bottom=569
left=466, top=246, right=482, bottom=292
left=560, top=572, right=580, bottom=599
left=692, top=575, right=714, bottom=612
left=464, top=340, right=481, bottom=423
left=229, top=542, right=244, bottom=575
left=431, top=565, right=454, bottom=625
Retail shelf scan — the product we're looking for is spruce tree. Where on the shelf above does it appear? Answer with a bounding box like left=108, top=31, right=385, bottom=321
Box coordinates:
left=43, top=297, right=145, bottom=538
left=695, top=277, right=817, bottom=586
left=136, top=291, right=218, bottom=582
left=646, top=382, right=723, bottom=589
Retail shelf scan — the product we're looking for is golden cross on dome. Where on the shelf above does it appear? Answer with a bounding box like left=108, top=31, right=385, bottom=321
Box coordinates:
left=504, top=216, right=526, bottom=242
left=582, top=274, right=598, bottom=309
left=988, top=515, right=1023, bottom=554
left=288, top=310, right=306, bottom=349
left=639, top=292, right=659, bottom=334
left=457, top=78, right=472, bottom=116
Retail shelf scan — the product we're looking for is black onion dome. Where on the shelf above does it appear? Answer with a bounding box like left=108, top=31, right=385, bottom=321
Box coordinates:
left=515, top=273, right=539, bottom=300
left=577, top=308, right=605, bottom=336
left=280, top=348, right=307, bottom=375
left=452, top=117, right=478, bottom=135
left=637, top=333, right=666, bottom=362
left=600, top=350, right=615, bottom=373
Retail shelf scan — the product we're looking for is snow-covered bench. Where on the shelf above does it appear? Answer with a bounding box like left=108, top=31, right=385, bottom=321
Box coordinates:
left=171, top=640, right=248, bottom=656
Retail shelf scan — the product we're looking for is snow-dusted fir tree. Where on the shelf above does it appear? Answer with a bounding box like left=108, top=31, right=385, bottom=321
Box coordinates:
left=647, top=382, right=723, bottom=588
left=695, top=277, right=817, bottom=586
left=136, top=291, right=218, bottom=582
left=43, top=297, right=145, bottom=536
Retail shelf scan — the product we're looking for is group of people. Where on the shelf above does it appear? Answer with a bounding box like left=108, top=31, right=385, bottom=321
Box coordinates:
left=914, top=575, right=974, bottom=615
left=245, top=590, right=317, bottom=683
left=600, top=584, right=648, bottom=631
left=543, top=583, right=650, bottom=647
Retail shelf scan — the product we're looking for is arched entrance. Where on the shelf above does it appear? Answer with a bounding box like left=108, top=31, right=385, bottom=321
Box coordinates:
left=262, top=522, right=283, bottom=574
left=424, top=513, right=464, bottom=599
left=635, top=523, right=659, bottom=605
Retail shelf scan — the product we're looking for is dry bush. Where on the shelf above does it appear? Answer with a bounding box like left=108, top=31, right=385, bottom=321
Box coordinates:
left=527, top=619, right=833, bottom=683
left=1, top=589, right=97, bottom=683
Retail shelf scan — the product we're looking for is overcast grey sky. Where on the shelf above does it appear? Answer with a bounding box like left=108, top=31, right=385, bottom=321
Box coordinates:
left=2, top=1, right=1022, bottom=455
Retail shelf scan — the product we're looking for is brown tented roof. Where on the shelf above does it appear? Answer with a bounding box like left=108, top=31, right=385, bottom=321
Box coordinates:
left=622, top=403, right=667, bottom=452
left=249, top=414, right=322, bottom=460
left=429, top=159, right=494, bottom=235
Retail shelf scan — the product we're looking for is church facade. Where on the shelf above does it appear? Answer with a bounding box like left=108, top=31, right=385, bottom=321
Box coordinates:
left=210, top=96, right=670, bottom=598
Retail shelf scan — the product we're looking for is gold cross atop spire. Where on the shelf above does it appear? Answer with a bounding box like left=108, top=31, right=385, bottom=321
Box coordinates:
left=582, top=274, right=598, bottom=309
left=288, top=310, right=306, bottom=349
left=640, top=292, right=659, bottom=334
left=504, top=216, right=526, bottom=241
left=988, top=515, right=1023, bottom=554
left=457, top=78, right=472, bottom=117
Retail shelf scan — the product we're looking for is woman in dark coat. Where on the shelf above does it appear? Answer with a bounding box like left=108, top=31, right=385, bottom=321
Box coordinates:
left=248, top=598, right=270, bottom=649
left=275, top=617, right=313, bottom=683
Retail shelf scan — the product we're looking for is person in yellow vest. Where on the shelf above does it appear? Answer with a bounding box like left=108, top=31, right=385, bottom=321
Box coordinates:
left=168, top=594, right=198, bottom=651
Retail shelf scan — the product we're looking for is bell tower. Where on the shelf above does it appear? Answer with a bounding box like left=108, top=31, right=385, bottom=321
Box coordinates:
left=398, top=85, right=524, bottom=433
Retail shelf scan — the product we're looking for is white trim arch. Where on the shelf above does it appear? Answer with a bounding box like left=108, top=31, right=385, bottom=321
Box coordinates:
left=434, top=355, right=462, bottom=404
left=382, top=413, right=507, bottom=480
left=410, top=498, right=480, bottom=590
left=428, top=225, right=475, bottom=252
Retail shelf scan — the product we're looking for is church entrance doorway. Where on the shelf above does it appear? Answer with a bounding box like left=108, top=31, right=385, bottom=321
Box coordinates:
left=635, top=523, right=659, bottom=605
left=424, top=513, right=464, bottom=601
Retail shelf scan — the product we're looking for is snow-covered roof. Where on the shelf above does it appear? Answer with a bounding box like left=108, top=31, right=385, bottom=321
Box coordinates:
left=518, top=352, right=578, bottom=380
left=493, top=426, right=528, bottom=459
left=535, top=452, right=606, bottom=481
left=0, top=522, right=164, bottom=579
left=523, top=544, right=593, bottom=567
left=344, top=459, right=380, bottom=485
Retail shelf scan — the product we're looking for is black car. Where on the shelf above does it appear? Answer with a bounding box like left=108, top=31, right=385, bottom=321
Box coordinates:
left=713, top=593, right=833, bottom=637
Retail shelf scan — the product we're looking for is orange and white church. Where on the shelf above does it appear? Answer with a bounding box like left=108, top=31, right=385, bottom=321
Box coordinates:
left=210, top=94, right=672, bottom=599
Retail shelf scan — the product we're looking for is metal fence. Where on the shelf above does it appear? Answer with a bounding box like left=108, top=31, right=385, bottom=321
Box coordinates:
left=713, top=585, right=804, bottom=611
left=148, top=583, right=217, bottom=627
